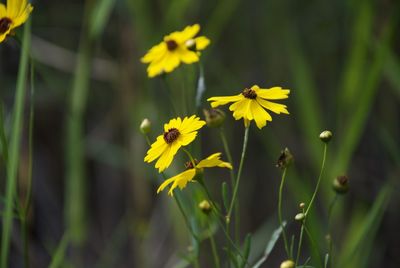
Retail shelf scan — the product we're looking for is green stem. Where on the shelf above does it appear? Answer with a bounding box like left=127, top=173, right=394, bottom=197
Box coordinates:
left=305, top=144, right=328, bottom=216
left=22, top=61, right=35, bottom=268
left=161, top=76, right=178, bottom=116
left=278, top=168, right=290, bottom=258
left=208, top=223, right=220, bottom=268
left=1, top=19, right=31, bottom=268
left=227, top=127, right=249, bottom=222
left=0, top=101, right=9, bottom=164
left=295, top=224, right=305, bottom=265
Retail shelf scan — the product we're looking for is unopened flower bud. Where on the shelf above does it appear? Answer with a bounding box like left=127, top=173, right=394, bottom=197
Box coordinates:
left=185, top=39, right=196, bottom=50
left=319, top=130, right=333, bottom=143
left=198, top=200, right=212, bottom=214
left=280, top=260, right=295, bottom=268
left=295, top=213, right=305, bottom=221
left=203, top=108, right=226, bottom=128
left=299, top=202, right=305, bottom=209
left=140, top=118, right=151, bottom=134
left=276, top=148, right=293, bottom=169
left=333, top=175, right=349, bottom=194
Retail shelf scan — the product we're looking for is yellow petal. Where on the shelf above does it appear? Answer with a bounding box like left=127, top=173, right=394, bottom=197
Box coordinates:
left=197, top=153, right=232, bottom=169
left=156, top=177, right=176, bottom=193
left=194, top=36, right=210, bottom=50
left=179, top=115, right=205, bottom=134
left=144, top=135, right=168, bottom=163
left=207, top=94, right=243, bottom=108
left=154, top=142, right=181, bottom=172
left=10, top=1, right=32, bottom=27
left=257, top=98, right=289, bottom=114
left=141, top=42, right=167, bottom=63
left=256, top=87, right=290, bottom=100
left=229, top=98, right=252, bottom=120
left=178, top=132, right=197, bottom=146
left=168, top=169, right=196, bottom=195
left=179, top=48, right=199, bottom=64
left=176, top=24, right=200, bottom=43
left=250, top=100, right=272, bottom=129
left=163, top=53, right=180, bottom=72
left=165, top=117, right=182, bottom=132
left=0, top=4, right=7, bottom=17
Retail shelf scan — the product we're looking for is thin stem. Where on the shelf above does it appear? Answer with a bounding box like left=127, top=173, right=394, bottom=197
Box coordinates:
left=208, top=223, right=220, bottom=268
left=296, top=143, right=328, bottom=266
left=1, top=19, right=31, bottom=268
left=172, top=193, right=200, bottom=241
left=22, top=60, right=35, bottom=268
left=305, top=144, right=328, bottom=216
left=182, top=148, right=195, bottom=166
left=304, top=226, right=324, bottom=267
left=327, top=193, right=338, bottom=232
left=0, top=101, right=9, bottom=164
left=227, top=127, right=249, bottom=222
left=278, top=168, right=290, bottom=258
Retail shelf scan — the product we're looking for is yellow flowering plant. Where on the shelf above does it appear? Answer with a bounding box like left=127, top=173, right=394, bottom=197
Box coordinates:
left=141, top=24, right=210, bottom=78
left=0, top=0, right=33, bottom=43
left=207, top=85, right=290, bottom=129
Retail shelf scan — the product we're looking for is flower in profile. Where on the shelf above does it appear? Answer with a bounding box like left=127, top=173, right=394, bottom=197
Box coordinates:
left=141, top=24, right=210, bottom=78
left=0, top=0, right=33, bottom=43
left=157, top=153, right=232, bottom=196
left=144, top=115, right=206, bottom=173
left=207, top=85, right=290, bottom=129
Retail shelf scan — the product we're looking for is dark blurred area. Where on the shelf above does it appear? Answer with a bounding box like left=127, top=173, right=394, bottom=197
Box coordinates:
left=0, top=0, right=399, bottom=267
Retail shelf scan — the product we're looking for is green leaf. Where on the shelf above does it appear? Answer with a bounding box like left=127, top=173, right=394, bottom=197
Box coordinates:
left=222, top=182, right=229, bottom=211
left=48, top=232, right=70, bottom=268
left=240, top=234, right=252, bottom=268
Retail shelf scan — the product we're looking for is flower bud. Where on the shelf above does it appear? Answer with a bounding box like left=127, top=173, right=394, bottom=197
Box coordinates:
left=295, top=213, right=305, bottom=221
left=198, top=200, right=212, bottom=214
left=185, top=39, right=196, bottom=50
left=319, top=130, right=333, bottom=143
left=140, top=118, right=151, bottom=134
left=276, top=147, right=293, bottom=169
left=333, top=175, right=349, bottom=194
left=203, top=108, right=226, bottom=128
left=280, top=260, right=295, bottom=268
left=299, top=202, right=305, bottom=209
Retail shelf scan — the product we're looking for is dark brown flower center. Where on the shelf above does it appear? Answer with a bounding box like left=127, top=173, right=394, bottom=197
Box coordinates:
left=0, top=18, right=12, bottom=34
left=242, top=88, right=257, bottom=99
left=163, top=128, right=180, bottom=144
left=165, top=40, right=178, bottom=51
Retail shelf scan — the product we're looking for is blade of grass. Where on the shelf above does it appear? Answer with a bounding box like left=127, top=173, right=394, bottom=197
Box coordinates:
left=0, top=101, right=8, bottom=164
left=0, top=19, right=31, bottom=268
left=337, top=181, right=393, bottom=267
left=48, top=232, right=70, bottom=268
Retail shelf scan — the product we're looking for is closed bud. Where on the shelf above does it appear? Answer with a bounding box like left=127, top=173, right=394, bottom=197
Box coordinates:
left=276, top=147, right=293, bottom=169
left=198, top=200, right=212, bottom=214
left=295, top=213, right=305, bottom=221
left=299, top=202, right=305, bottom=209
left=319, top=130, right=333, bottom=143
left=280, top=260, right=295, bottom=268
left=185, top=39, right=196, bottom=50
left=140, top=118, right=151, bottom=134
left=203, top=108, right=226, bottom=128
left=333, top=175, right=349, bottom=194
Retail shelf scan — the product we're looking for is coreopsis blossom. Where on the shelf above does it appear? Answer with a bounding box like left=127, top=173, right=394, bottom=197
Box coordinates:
left=207, top=85, right=290, bottom=129
left=157, top=153, right=232, bottom=196
left=0, top=0, right=33, bottom=43
left=141, top=24, right=210, bottom=78
left=144, top=115, right=206, bottom=172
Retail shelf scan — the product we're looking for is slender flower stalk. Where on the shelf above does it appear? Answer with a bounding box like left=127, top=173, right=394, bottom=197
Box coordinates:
left=296, top=143, right=328, bottom=266
left=227, top=126, right=249, bottom=223
left=1, top=18, right=31, bottom=268
left=208, top=223, right=220, bottom=268
left=278, top=168, right=290, bottom=258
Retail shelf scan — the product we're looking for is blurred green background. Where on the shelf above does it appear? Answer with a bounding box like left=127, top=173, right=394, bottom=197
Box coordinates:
left=0, top=0, right=399, bottom=267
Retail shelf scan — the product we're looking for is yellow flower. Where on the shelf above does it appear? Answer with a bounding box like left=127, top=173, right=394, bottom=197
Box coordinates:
left=0, top=0, right=33, bottom=43
left=144, top=115, right=206, bottom=172
left=141, top=24, right=210, bottom=78
left=207, top=85, right=290, bottom=129
left=157, top=153, right=232, bottom=196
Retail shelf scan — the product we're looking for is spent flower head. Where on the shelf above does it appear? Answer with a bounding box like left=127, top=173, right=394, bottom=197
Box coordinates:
left=203, top=108, right=226, bottom=128
left=207, top=85, right=290, bottom=129
left=144, top=115, right=205, bottom=172
left=276, top=147, right=293, bottom=169
left=0, top=0, right=33, bottom=43
left=157, top=153, right=232, bottom=196
left=141, top=24, right=210, bottom=78
left=333, top=175, right=349, bottom=194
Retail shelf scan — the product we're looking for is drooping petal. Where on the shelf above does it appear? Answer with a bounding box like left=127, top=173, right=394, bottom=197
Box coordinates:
left=257, top=98, right=289, bottom=114
left=256, top=87, right=290, bottom=100
left=229, top=98, right=252, bottom=121
left=194, top=36, right=210, bottom=50
left=167, top=169, right=196, bottom=196
left=207, top=94, right=243, bottom=108
left=163, top=53, right=180, bottom=73
left=250, top=100, right=272, bottom=129
left=197, top=153, right=232, bottom=169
